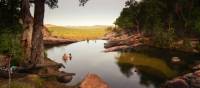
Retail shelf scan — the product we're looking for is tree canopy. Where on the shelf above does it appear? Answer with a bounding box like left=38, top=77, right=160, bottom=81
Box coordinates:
left=0, top=0, right=21, bottom=32
left=115, top=0, right=200, bottom=37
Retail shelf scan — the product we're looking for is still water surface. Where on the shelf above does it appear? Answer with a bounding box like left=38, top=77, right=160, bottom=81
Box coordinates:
left=46, top=40, right=200, bottom=88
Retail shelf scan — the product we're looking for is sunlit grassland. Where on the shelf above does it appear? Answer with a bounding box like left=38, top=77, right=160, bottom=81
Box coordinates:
left=47, top=26, right=108, bottom=41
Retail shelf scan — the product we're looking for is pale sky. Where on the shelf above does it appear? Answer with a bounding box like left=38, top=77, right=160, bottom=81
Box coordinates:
left=31, top=0, right=127, bottom=26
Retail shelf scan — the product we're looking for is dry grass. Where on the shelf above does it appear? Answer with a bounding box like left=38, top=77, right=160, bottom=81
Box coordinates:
left=47, top=26, right=108, bottom=41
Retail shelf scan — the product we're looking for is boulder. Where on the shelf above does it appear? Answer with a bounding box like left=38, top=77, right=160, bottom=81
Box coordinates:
left=164, top=78, right=189, bottom=88
left=104, top=45, right=129, bottom=52
left=193, top=64, right=200, bottom=71
left=43, top=37, right=76, bottom=45
left=80, top=74, right=109, bottom=88
left=57, top=75, right=73, bottom=83
left=165, top=70, right=200, bottom=88
left=190, top=71, right=200, bottom=88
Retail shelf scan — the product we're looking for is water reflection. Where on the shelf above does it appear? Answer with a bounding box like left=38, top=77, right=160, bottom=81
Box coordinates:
left=115, top=51, right=200, bottom=87
left=46, top=40, right=200, bottom=88
left=117, top=62, right=134, bottom=77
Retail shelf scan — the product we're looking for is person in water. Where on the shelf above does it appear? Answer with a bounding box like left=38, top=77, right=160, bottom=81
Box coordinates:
left=63, top=53, right=72, bottom=62
left=69, top=53, right=72, bottom=60
left=63, top=53, right=68, bottom=62
left=86, top=39, right=89, bottom=43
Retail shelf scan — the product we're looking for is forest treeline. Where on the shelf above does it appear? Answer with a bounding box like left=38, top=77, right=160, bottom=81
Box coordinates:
left=113, top=0, right=200, bottom=49
left=115, top=0, right=200, bottom=37
left=0, top=0, right=22, bottom=65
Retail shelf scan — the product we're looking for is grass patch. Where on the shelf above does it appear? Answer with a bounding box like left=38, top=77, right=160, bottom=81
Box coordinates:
left=47, top=26, right=108, bottom=41
left=0, top=81, right=33, bottom=88
left=31, top=76, right=44, bottom=88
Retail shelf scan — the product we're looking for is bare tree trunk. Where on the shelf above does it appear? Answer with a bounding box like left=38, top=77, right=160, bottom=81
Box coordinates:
left=30, top=0, right=45, bottom=66
left=21, top=0, right=33, bottom=66
left=136, top=20, right=140, bottom=33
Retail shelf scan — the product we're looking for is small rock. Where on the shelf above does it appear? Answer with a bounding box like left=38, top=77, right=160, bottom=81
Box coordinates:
left=193, top=64, right=200, bottom=71
left=183, top=73, right=193, bottom=81
left=57, top=76, right=73, bottom=83
left=190, top=70, right=200, bottom=88
left=194, top=70, right=200, bottom=77
left=171, top=57, right=181, bottom=63
left=164, top=78, right=189, bottom=88
left=80, top=74, right=109, bottom=88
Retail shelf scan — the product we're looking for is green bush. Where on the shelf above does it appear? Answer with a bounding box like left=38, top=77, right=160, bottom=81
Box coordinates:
left=153, top=27, right=176, bottom=48
left=181, top=39, right=193, bottom=51
left=0, top=32, right=23, bottom=66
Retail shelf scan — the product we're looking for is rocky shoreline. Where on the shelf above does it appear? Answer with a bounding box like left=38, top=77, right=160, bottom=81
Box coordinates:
left=43, top=37, right=77, bottom=46
left=103, top=32, right=200, bottom=88
left=164, top=69, right=200, bottom=88
left=103, top=32, right=200, bottom=53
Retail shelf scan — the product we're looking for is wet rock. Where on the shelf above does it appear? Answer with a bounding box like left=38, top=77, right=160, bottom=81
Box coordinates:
left=194, top=70, right=200, bottom=76
left=104, top=45, right=129, bottom=52
left=164, top=78, right=189, bottom=88
left=80, top=74, right=109, bottom=88
left=57, top=75, right=73, bottom=83
left=183, top=73, right=193, bottom=81
left=165, top=70, right=200, bottom=88
left=44, top=37, right=76, bottom=46
left=104, top=40, right=126, bottom=48
left=171, top=57, right=181, bottom=64
left=193, top=64, right=200, bottom=71
left=190, top=71, right=200, bottom=88
left=182, top=71, right=200, bottom=88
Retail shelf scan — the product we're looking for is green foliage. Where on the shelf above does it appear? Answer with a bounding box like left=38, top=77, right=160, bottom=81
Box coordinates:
left=151, top=18, right=176, bottom=48
left=181, top=39, right=193, bottom=51
left=0, top=0, right=20, bottom=29
left=106, top=26, right=122, bottom=32
left=0, top=27, right=23, bottom=66
left=115, top=8, right=134, bottom=29
left=115, top=0, right=200, bottom=37
left=46, top=0, right=58, bottom=9
left=153, top=28, right=176, bottom=48
left=0, top=0, right=23, bottom=65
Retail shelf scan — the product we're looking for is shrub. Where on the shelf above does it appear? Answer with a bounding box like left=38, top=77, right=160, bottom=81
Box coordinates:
left=153, top=27, right=176, bottom=48
left=0, top=32, right=23, bottom=66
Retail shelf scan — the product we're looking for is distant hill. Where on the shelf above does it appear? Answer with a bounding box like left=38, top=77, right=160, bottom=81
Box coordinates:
left=45, top=24, right=58, bottom=27
left=44, top=24, right=109, bottom=29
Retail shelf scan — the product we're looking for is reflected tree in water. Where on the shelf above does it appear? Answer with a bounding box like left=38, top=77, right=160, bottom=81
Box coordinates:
left=117, top=62, right=134, bottom=78
left=115, top=50, right=200, bottom=88
left=115, top=52, right=174, bottom=88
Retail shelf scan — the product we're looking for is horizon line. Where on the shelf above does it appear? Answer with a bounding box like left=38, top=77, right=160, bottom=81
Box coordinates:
left=45, top=24, right=115, bottom=27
